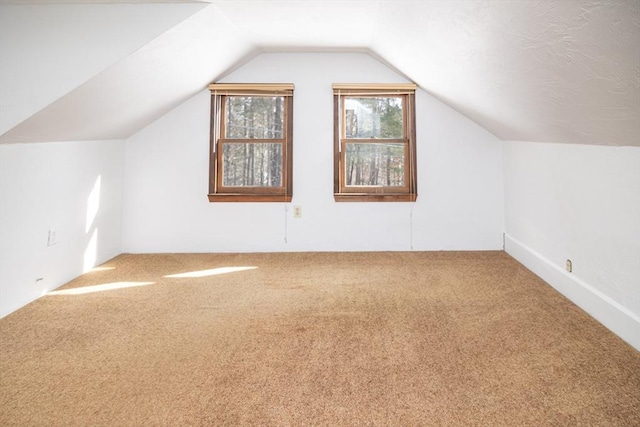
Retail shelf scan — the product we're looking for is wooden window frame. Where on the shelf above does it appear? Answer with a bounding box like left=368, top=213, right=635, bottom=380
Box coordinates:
left=333, top=83, right=418, bottom=202
left=208, top=83, right=294, bottom=202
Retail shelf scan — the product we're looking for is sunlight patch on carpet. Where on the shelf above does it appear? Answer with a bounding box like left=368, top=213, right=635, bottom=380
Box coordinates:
left=48, top=282, right=155, bottom=296
left=90, top=266, right=116, bottom=272
left=164, top=266, right=257, bottom=278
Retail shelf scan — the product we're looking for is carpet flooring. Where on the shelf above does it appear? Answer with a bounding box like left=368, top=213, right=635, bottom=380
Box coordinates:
left=1, top=251, right=639, bottom=426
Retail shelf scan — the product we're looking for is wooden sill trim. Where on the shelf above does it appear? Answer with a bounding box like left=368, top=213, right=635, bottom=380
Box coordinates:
left=208, top=194, right=292, bottom=203
left=333, top=193, right=417, bottom=202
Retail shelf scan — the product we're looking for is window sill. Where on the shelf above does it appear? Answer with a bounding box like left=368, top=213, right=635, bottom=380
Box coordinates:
left=208, top=194, right=292, bottom=203
left=333, top=193, right=417, bottom=202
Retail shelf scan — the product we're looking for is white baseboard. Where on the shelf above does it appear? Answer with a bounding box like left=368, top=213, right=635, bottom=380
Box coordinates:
left=505, top=233, right=640, bottom=351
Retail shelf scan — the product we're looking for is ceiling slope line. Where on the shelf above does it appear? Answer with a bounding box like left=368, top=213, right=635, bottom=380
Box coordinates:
left=0, top=2, right=209, bottom=138
left=1, top=4, right=256, bottom=144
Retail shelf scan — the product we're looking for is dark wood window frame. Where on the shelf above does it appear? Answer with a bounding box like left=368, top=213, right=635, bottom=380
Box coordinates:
left=208, top=83, right=294, bottom=202
left=333, top=83, right=418, bottom=202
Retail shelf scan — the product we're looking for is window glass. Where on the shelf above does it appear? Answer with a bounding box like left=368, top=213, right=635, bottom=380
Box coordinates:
left=225, top=96, right=284, bottom=139
left=222, top=143, right=283, bottom=187
left=344, top=97, right=403, bottom=139
left=344, top=143, right=405, bottom=187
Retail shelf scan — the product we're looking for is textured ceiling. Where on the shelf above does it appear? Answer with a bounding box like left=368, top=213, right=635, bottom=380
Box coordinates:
left=1, top=0, right=638, bottom=146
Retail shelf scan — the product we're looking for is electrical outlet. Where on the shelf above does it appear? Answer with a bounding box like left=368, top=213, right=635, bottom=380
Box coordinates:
left=293, top=205, right=302, bottom=218
left=566, top=259, right=572, bottom=273
left=47, top=229, right=58, bottom=246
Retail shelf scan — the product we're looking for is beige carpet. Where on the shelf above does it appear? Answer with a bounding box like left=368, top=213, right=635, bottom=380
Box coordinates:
left=1, top=251, right=639, bottom=426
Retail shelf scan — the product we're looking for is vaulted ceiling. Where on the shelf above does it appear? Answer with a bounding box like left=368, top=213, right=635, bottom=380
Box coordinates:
left=1, top=0, right=638, bottom=146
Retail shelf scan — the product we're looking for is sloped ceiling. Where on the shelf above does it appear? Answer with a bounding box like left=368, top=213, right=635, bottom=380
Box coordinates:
left=0, top=0, right=638, bottom=146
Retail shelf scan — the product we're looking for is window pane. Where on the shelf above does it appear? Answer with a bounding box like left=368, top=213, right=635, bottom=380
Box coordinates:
left=344, top=97, right=403, bottom=139
left=222, top=143, right=283, bottom=187
left=344, top=143, right=405, bottom=187
left=225, top=96, right=284, bottom=139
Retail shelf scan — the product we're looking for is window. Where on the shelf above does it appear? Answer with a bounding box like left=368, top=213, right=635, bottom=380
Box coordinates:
left=208, top=83, right=294, bottom=202
left=333, top=83, right=417, bottom=202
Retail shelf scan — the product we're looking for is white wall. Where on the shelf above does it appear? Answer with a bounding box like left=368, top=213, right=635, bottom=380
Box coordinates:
left=0, top=140, right=125, bottom=317
left=0, top=3, right=206, bottom=135
left=123, top=52, right=504, bottom=253
left=503, top=141, right=640, bottom=350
